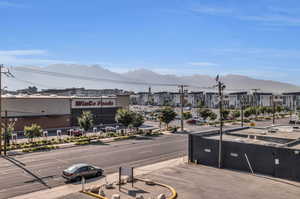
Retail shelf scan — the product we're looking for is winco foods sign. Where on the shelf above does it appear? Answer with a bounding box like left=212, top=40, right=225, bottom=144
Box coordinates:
left=72, top=99, right=116, bottom=109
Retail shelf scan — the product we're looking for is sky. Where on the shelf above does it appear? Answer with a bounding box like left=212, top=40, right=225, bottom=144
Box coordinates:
left=1, top=0, right=300, bottom=85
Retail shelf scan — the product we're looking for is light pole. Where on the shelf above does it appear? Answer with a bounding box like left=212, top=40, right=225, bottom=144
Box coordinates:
left=179, top=85, right=188, bottom=132
left=216, top=75, right=225, bottom=169
left=240, top=95, right=246, bottom=127
left=0, top=65, right=14, bottom=155
left=272, top=95, right=276, bottom=125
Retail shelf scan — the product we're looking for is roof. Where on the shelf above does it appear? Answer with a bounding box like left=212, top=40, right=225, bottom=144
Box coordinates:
left=282, top=92, right=300, bottom=95
left=71, top=163, right=90, bottom=168
left=229, top=91, right=249, bottom=95
left=2, top=95, right=117, bottom=99
left=202, top=126, right=300, bottom=148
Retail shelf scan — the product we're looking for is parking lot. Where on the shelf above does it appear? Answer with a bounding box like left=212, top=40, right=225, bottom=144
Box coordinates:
left=143, top=163, right=300, bottom=199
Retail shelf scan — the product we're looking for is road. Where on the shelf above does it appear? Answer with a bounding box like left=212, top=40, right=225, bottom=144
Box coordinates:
left=0, top=134, right=188, bottom=199
left=0, top=118, right=289, bottom=199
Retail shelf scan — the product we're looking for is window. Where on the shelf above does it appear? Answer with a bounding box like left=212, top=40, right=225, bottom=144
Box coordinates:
left=77, top=166, right=88, bottom=173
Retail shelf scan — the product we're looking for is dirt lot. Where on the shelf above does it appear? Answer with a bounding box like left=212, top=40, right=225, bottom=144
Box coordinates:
left=140, top=163, right=300, bottom=199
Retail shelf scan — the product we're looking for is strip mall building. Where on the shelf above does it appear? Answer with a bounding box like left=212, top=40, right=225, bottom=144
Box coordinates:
left=1, top=95, right=129, bottom=131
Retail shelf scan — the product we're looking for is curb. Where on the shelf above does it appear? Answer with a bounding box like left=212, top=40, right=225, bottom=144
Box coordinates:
left=80, top=191, right=108, bottom=199
left=82, top=178, right=177, bottom=199
left=137, top=178, right=177, bottom=199
left=7, top=134, right=157, bottom=156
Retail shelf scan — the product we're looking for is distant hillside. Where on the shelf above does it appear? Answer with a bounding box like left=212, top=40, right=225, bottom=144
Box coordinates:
left=5, top=64, right=300, bottom=93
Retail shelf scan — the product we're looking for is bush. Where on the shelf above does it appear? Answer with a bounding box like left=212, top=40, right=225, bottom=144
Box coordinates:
left=21, top=145, right=58, bottom=153
left=168, top=126, right=179, bottom=133
left=113, top=135, right=136, bottom=141
left=75, top=141, right=90, bottom=145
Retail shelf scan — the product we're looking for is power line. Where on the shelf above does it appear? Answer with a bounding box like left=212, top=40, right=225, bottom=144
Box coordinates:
left=13, top=77, right=64, bottom=89
left=11, top=67, right=264, bottom=92
left=13, top=67, right=180, bottom=87
left=13, top=67, right=249, bottom=91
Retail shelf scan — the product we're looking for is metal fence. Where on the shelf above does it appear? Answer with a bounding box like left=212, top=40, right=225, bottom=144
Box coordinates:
left=189, top=131, right=300, bottom=182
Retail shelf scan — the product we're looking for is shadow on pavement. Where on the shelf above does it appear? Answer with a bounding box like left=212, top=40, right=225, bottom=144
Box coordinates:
left=2, top=156, right=51, bottom=189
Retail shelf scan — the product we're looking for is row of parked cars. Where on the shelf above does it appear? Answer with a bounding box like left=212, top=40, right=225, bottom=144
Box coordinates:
left=186, top=118, right=207, bottom=125
left=67, top=126, right=119, bottom=137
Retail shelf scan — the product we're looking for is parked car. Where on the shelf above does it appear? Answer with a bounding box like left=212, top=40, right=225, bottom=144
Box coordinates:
left=186, top=119, right=197, bottom=125
left=73, top=129, right=84, bottom=137
left=186, top=119, right=207, bottom=125
left=105, top=126, right=116, bottom=132
left=62, top=163, right=103, bottom=182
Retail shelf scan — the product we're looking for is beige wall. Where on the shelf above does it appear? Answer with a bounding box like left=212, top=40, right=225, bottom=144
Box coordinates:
left=2, top=97, right=71, bottom=117
left=116, top=95, right=130, bottom=109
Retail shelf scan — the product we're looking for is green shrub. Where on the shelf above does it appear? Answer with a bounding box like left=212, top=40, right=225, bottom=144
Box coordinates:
left=75, top=141, right=90, bottom=145
left=21, top=145, right=58, bottom=153
left=114, top=135, right=136, bottom=141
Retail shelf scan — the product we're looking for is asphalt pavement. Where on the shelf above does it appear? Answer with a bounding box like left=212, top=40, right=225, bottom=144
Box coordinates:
left=0, top=117, right=290, bottom=199
left=0, top=134, right=187, bottom=199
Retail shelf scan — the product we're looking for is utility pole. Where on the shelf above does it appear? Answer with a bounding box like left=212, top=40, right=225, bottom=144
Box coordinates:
left=272, top=95, right=276, bottom=125
left=216, top=75, right=225, bottom=169
left=240, top=95, right=246, bottom=127
left=4, top=110, right=7, bottom=156
left=148, top=86, right=151, bottom=105
left=0, top=64, right=14, bottom=156
left=179, top=85, right=187, bottom=132
left=0, top=64, right=2, bottom=155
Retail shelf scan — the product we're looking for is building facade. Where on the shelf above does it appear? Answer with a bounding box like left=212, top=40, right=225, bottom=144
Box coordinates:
left=283, top=92, right=300, bottom=111
left=1, top=95, right=129, bottom=131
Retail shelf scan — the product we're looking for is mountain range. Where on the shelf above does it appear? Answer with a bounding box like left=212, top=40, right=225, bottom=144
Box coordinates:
left=5, top=64, right=300, bottom=93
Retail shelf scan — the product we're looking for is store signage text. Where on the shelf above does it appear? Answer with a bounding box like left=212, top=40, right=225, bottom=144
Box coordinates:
left=72, top=99, right=116, bottom=108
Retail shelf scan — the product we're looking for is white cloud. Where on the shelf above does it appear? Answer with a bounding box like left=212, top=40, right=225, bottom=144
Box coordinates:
left=0, top=49, right=75, bottom=65
left=240, top=15, right=300, bottom=26
left=188, top=4, right=300, bottom=27
left=0, top=1, right=24, bottom=8
left=188, top=62, right=218, bottom=67
left=212, top=48, right=300, bottom=58
left=0, top=50, right=47, bottom=56
left=190, top=6, right=232, bottom=15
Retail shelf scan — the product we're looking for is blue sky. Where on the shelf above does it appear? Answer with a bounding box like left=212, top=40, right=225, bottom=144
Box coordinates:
left=1, top=0, right=300, bottom=84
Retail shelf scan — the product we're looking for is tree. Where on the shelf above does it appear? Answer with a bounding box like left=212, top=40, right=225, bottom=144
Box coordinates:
left=209, top=112, right=217, bottom=121
left=132, top=112, right=144, bottom=130
left=221, top=109, right=230, bottom=120
left=198, top=108, right=213, bottom=120
left=6, top=122, right=15, bottom=146
left=197, top=100, right=205, bottom=108
left=231, top=110, right=240, bottom=120
left=24, top=124, right=43, bottom=142
left=276, top=106, right=284, bottom=113
left=0, top=121, right=15, bottom=146
left=158, top=107, right=177, bottom=128
left=116, top=109, right=134, bottom=129
left=182, top=112, right=192, bottom=120
left=78, top=111, right=94, bottom=132
left=266, top=107, right=273, bottom=114
left=244, top=109, right=252, bottom=118
left=259, top=106, right=267, bottom=115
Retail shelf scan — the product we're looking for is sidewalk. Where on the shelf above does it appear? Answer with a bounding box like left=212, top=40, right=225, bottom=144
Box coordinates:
left=9, top=157, right=186, bottom=199
left=7, top=134, right=159, bottom=156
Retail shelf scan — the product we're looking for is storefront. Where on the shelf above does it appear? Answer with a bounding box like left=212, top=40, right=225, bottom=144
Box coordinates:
left=70, top=97, right=119, bottom=126
left=1, top=95, right=129, bottom=131
left=1, top=96, right=71, bottom=131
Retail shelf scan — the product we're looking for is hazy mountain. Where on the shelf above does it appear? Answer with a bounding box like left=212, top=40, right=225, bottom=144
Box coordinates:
left=5, top=64, right=300, bottom=93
